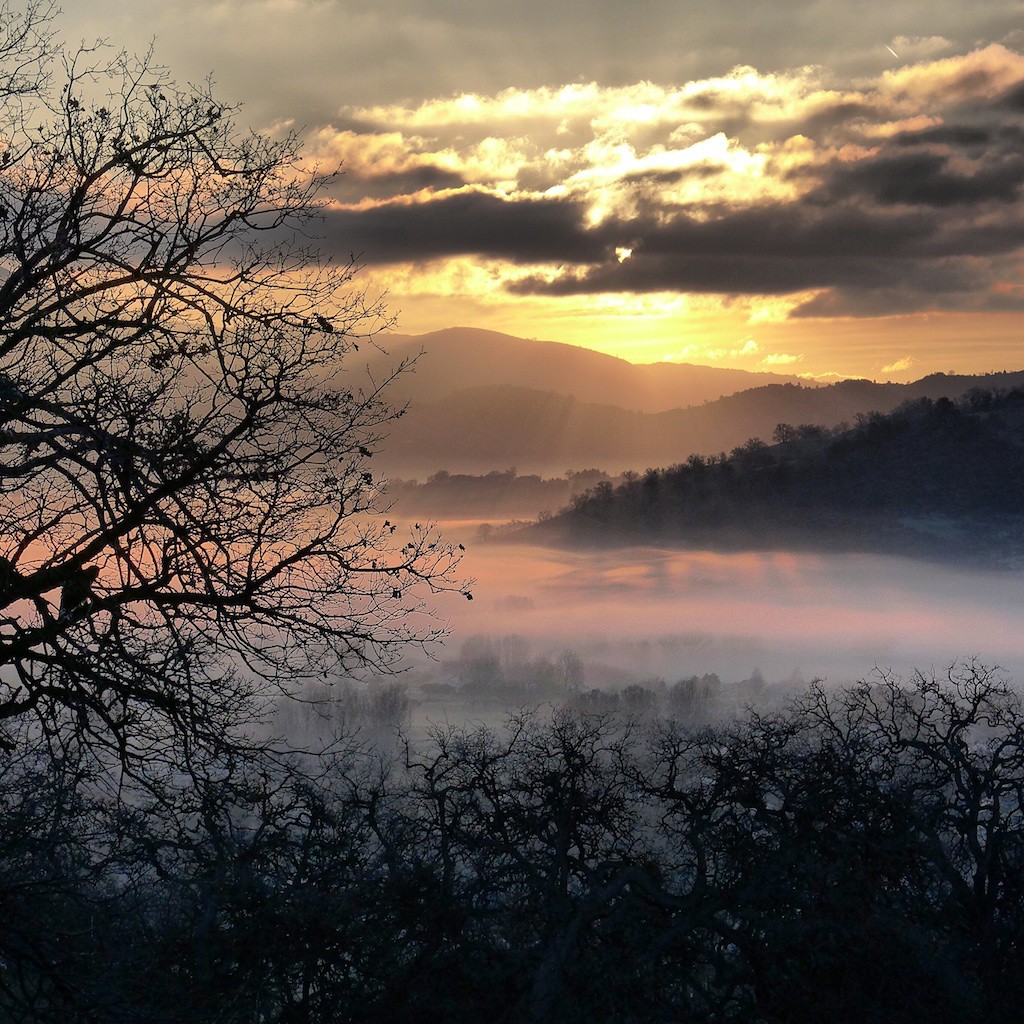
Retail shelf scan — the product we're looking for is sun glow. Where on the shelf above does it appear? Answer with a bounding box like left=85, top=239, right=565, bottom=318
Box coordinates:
left=301, top=42, right=1024, bottom=380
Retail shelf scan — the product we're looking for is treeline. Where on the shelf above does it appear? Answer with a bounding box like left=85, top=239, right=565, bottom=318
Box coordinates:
left=437, top=634, right=759, bottom=716
left=452, top=633, right=587, bottom=699
left=273, top=678, right=412, bottom=738
left=569, top=672, right=727, bottom=720
left=387, top=467, right=616, bottom=518
left=3, top=665, right=1024, bottom=1023
left=542, top=388, right=1024, bottom=558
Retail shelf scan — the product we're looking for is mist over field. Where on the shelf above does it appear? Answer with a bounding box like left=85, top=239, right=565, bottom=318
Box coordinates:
left=377, top=386, right=1024, bottom=713
left=418, top=529, right=1024, bottom=691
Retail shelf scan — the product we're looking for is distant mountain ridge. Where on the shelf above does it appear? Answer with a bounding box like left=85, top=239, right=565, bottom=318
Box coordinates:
left=380, top=370, right=1024, bottom=476
left=369, top=327, right=806, bottom=414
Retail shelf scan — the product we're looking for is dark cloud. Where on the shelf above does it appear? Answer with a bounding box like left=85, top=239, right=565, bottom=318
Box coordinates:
left=639, top=204, right=937, bottom=261
left=890, top=124, right=1009, bottom=148
left=994, top=78, right=1024, bottom=110
left=503, top=196, right=1022, bottom=299
left=816, top=150, right=1024, bottom=206
left=508, top=253, right=884, bottom=297
left=509, top=248, right=987, bottom=300
left=336, top=164, right=467, bottom=201
left=792, top=284, right=1024, bottom=318
left=321, top=191, right=619, bottom=264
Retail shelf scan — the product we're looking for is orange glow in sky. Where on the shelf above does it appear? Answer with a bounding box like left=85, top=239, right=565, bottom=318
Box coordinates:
left=58, top=5, right=1024, bottom=381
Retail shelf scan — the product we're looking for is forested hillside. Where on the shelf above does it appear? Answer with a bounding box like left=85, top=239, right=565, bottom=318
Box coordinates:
left=533, top=389, right=1024, bottom=561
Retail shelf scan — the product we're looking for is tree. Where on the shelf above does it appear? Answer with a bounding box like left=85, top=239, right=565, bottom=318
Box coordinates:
left=0, top=2, right=468, bottom=765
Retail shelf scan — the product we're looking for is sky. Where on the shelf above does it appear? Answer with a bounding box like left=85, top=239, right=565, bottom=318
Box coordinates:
left=59, top=1, right=1024, bottom=380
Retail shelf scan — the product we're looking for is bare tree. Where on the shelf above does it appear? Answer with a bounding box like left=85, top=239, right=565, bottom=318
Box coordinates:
left=0, top=0, right=54, bottom=101
left=0, top=3, right=468, bottom=762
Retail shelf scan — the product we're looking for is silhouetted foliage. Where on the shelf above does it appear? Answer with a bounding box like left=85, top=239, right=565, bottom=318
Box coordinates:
left=0, top=8, right=465, bottom=1017
left=3, top=664, right=1024, bottom=1022
left=545, top=389, right=1024, bottom=561
left=0, top=4, right=467, bottom=763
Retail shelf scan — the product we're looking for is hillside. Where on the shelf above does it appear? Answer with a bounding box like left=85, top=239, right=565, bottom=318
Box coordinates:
left=522, top=389, right=1024, bottom=564
left=367, top=327, right=805, bottom=413
left=380, top=371, right=1024, bottom=477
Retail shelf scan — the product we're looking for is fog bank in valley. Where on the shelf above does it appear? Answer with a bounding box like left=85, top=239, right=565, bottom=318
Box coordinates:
left=424, top=531, right=1024, bottom=687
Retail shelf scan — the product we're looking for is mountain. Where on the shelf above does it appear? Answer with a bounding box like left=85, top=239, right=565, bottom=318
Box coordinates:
left=522, top=388, right=1024, bottom=564
left=379, top=371, right=1024, bottom=477
left=366, top=327, right=805, bottom=413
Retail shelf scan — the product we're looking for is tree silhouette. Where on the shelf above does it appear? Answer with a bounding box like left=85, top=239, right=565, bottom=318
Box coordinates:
left=0, top=2, right=467, bottom=764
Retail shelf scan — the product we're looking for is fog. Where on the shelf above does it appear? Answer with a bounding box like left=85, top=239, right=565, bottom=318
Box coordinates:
left=422, top=525, right=1024, bottom=687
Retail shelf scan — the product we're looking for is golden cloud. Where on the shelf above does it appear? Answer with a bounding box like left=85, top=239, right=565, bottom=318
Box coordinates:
left=316, top=44, right=1023, bottom=225
left=301, top=41, right=1024, bottom=349
left=881, top=356, right=916, bottom=373
left=880, top=44, right=1024, bottom=109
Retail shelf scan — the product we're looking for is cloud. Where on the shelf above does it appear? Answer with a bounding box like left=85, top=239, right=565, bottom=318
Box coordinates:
left=762, top=352, right=803, bottom=365
left=814, top=149, right=1024, bottom=207
left=881, top=356, right=916, bottom=373
left=889, top=36, right=954, bottom=60
left=319, top=190, right=618, bottom=264
left=288, top=44, right=1024, bottom=320
left=800, top=371, right=851, bottom=383
left=790, top=272, right=1024, bottom=317
left=503, top=198, right=1022, bottom=300
left=879, top=44, right=1024, bottom=110
left=666, top=337, right=761, bottom=363
left=52, top=4, right=1024, bottom=149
